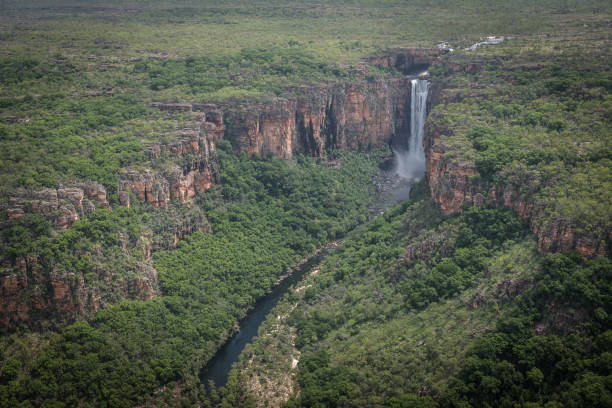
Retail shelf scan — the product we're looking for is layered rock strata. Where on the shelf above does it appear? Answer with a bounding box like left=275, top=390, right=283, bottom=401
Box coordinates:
left=224, top=78, right=414, bottom=158
left=0, top=253, right=159, bottom=331
left=7, top=182, right=110, bottom=229
left=423, top=72, right=608, bottom=258
left=119, top=121, right=220, bottom=209
left=1, top=113, right=219, bottom=331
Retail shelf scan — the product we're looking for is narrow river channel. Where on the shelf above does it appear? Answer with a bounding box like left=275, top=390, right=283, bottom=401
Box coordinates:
left=200, top=250, right=328, bottom=388
left=200, top=77, right=429, bottom=390
left=199, top=168, right=413, bottom=389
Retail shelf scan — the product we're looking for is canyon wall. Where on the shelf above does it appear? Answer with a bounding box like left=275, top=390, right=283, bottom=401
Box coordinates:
left=119, top=115, right=220, bottom=209
left=223, top=79, right=412, bottom=157
left=0, top=254, right=159, bottom=331
left=3, top=47, right=606, bottom=332
left=423, top=69, right=609, bottom=258
left=0, top=110, right=220, bottom=331
left=223, top=48, right=441, bottom=158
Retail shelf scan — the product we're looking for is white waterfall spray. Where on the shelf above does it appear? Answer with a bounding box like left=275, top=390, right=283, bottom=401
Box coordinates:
left=394, top=78, right=429, bottom=180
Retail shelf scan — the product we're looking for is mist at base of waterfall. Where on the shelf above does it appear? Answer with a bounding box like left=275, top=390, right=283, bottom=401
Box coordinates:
left=393, top=148, right=425, bottom=181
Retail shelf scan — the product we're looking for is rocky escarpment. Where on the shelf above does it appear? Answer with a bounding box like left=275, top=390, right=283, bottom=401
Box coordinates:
left=0, top=202, right=212, bottom=331
left=0, top=254, right=159, bottom=331
left=221, top=49, right=440, bottom=158
left=147, top=50, right=440, bottom=160
left=367, top=48, right=440, bottom=75
left=1, top=109, right=220, bottom=331
left=423, top=74, right=609, bottom=258
left=223, top=79, right=412, bottom=157
left=119, top=115, right=220, bottom=209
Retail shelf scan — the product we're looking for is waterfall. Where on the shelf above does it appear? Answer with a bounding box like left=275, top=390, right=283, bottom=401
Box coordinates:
left=394, top=78, right=429, bottom=180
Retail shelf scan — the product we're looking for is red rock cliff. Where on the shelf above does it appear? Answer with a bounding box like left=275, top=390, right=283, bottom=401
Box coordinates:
left=423, top=68, right=609, bottom=258
left=221, top=49, right=441, bottom=157
left=223, top=78, right=414, bottom=158
left=119, top=120, right=220, bottom=208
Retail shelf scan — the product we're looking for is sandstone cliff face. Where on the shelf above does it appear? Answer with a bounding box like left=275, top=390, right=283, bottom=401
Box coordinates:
left=120, top=121, right=220, bottom=208
left=0, top=203, right=211, bottom=331
left=224, top=78, right=414, bottom=158
left=220, top=49, right=441, bottom=158
left=1, top=110, right=220, bottom=331
left=0, top=254, right=159, bottom=331
left=423, top=75, right=608, bottom=258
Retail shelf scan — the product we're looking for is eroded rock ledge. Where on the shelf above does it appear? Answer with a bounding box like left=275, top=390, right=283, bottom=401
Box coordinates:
left=424, top=71, right=609, bottom=258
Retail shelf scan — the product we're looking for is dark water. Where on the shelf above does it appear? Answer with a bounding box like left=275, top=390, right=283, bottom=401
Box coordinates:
left=200, top=155, right=419, bottom=389
left=200, top=252, right=326, bottom=388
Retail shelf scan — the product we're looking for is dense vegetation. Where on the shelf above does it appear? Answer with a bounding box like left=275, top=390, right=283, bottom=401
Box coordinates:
left=1, top=1, right=611, bottom=407
left=226, top=184, right=611, bottom=407
left=428, top=33, right=612, bottom=249
left=0, top=149, right=380, bottom=407
left=441, top=253, right=612, bottom=408
left=0, top=0, right=609, bottom=187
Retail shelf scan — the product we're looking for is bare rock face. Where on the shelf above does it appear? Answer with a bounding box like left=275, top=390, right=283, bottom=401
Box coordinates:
left=118, top=191, right=130, bottom=207
left=121, top=131, right=219, bottom=207
left=119, top=169, right=171, bottom=209
left=7, top=183, right=110, bottom=229
left=0, top=257, right=159, bottom=331
left=0, top=204, right=211, bottom=331
left=224, top=78, right=414, bottom=158
left=423, top=107, right=608, bottom=258
left=193, top=103, right=225, bottom=140
left=75, top=181, right=111, bottom=209
left=1, top=133, right=217, bottom=332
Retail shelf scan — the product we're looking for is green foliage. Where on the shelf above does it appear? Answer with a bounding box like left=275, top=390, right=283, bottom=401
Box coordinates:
left=287, top=351, right=359, bottom=408
left=0, top=94, right=156, bottom=190
left=430, top=33, right=612, bottom=253
left=0, top=151, right=380, bottom=407
left=0, top=2, right=611, bottom=407
left=281, top=189, right=610, bottom=407
left=135, top=47, right=350, bottom=98
left=441, top=254, right=612, bottom=408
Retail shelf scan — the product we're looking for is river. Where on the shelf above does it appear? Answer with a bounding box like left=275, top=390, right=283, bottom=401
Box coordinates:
left=199, top=166, right=415, bottom=389
left=201, top=78, right=430, bottom=389
left=200, top=250, right=328, bottom=388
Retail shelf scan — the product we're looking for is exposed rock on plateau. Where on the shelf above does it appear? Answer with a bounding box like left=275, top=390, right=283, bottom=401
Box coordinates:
left=7, top=182, right=110, bottom=229
left=120, top=122, right=220, bottom=208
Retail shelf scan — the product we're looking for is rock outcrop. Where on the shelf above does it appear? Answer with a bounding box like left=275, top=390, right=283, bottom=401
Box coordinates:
left=212, top=49, right=441, bottom=158
left=1, top=115, right=219, bottom=332
left=0, top=254, right=159, bottom=331
left=224, top=78, right=415, bottom=158
left=120, top=123, right=220, bottom=208
left=7, top=182, right=111, bottom=229
left=0, top=203, right=211, bottom=331
left=423, top=78, right=608, bottom=258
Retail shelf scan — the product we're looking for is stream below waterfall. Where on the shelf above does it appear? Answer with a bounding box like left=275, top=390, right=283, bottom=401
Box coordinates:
left=199, top=163, right=420, bottom=389
left=200, top=78, right=430, bottom=389
left=200, top=250, right=328, bottom=389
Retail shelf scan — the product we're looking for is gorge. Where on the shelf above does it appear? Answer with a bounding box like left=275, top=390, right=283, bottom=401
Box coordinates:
left=2, top=46, right=608, bottom=334
left=199, top=77, right=433, bottom=390
left=0, top=3, right=610, bottom=405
